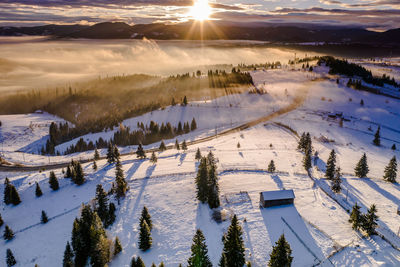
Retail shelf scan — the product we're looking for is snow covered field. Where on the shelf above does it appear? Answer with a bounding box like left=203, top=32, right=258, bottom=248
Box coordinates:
left=1, top=65, right=400, bottom=266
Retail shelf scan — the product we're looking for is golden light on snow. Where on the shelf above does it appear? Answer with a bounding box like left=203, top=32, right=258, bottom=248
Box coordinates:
left=188, top=0, right=212, bottom=21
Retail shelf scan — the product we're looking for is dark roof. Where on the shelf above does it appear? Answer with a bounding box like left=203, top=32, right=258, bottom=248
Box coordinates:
left=260, top=190, right=295, bottom=201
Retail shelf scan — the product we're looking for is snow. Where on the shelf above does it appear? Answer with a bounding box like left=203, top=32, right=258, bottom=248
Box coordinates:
left=2, top=64, right=400, bottom=266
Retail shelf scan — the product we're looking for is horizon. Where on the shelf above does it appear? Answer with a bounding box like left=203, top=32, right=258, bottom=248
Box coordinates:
left=0, top=0, right=400, bottom=31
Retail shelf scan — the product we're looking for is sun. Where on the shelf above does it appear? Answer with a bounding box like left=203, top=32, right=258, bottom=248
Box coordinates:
left=188, top=0, right=212, bottom=21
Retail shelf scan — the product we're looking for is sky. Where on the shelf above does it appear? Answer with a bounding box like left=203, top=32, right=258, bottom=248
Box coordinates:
left=0, top=0, right=399, bottom=31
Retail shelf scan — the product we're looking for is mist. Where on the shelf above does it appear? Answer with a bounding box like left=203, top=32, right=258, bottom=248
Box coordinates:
left=0, top=37, right=316, bottom=92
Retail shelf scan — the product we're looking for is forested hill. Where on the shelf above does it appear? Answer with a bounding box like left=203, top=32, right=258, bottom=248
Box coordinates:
left=1, top=22, right=399, bottom=45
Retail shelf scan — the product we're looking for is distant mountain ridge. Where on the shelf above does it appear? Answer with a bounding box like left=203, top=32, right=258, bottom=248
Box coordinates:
left=1, top=21, right=399, bottom=45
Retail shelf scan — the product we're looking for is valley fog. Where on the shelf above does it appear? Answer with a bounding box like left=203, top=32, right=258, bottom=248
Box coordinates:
left=0, top=37, right=314, bottom=92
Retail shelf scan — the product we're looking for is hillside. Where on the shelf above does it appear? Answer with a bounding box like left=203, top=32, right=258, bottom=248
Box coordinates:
left=1, top=61, right=400, bottom=266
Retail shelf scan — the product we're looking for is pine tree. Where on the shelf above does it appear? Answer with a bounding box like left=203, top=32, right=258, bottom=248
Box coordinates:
left=113, top=236, right=122, bottom=256
left=325, top=149, right=336, bottom=180
left=63, top=242, right=74, bottom=267
left=297, top=132, right=306, bottom=151
left=159, top=262, right=165, bottom=267
left=360, top=99, right=364, bottom=106
left=65, top=166, right=72, bottom=178
left=218, top=254, right=227, bottom=267
left=95, top=184, right=109, bottom=227
left=195, top=148, right=202, bottom=161
left=355, top=153, right=369, bottom=178
left=363, top=204, right=378, bottom=236
left=373, top=126, right=381, bottom=146
left=268, top=234, right=293, bottom=267
left=187, top=229, right=212, bottom=267
left=0, top=213, right=3, bottom=227
left=175, top=139, right=180, bottom=150
left=191, top=118, right=197, bottom=131
left=392, top=144, right=396, bottom=150
left=93, top=160, right=97, bottom=171
left=207, top=163, right=220, bottom=209
left=107, top=143, right=115, bottom=164
left=221, top=215, right=245, bottom=267
left=182, top=96, right=188, bottom=106
left=41, top=210, right=49, bottom=224
left=114, top=145, right=120, bottom=161
left=131, top=257, right=146, bottom=267
left=35, top=182, right=43, bottom=197
left=349, top=202, right=363, bottom=231
left=9, top=185, right=21, bottom=205
left=140, top=206, right=152, bottom=231
left=107, top=202, right=116, bottom=227
left=49, top=171, right=59, bottom=191
left=331, top=167, right=342, bottom=193
left=303, top=145, right=312, bottom=171
left=383, top=156, right=397, bottom=183
left=115, top=159, right=128, bottom=200
left=150, top=152, right=157, bottom=164
left=159, top=141, right=167, bottom=152
left=4, top=178, right=11, bottom=205
left=139, top=220, right=152, bottom=251
left=268, top=160, right=276, bottom=173
left=94, top=148, right=100, bottom=160
left=6, top=249, right=16, bottom=267
left=136, top=144, right=146, bottom=159
left=182, top=140, right=188, bottom=151
left=196, top=157, right=209, bottom=203
left=3, top=225, right=14, bottom=241
left=74, top=162, right=85, bottom=185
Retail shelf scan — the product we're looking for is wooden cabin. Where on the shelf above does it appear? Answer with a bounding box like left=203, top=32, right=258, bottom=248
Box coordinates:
left=260, top=190, right=295, bottom=208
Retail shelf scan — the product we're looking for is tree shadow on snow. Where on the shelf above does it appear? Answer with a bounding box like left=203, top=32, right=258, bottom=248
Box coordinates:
left=179, top=152, right=187, bottom=166
left=125, top=160, right=144, bottom=181
left=261, top=205, right=324, bottom=266
left=270, top=174, right=285, bottom=190
left=359, top=178, right=400, bottom=205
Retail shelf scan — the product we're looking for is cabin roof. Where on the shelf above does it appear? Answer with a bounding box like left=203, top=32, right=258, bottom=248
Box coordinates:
left=260, top=190, right=295, bottom=201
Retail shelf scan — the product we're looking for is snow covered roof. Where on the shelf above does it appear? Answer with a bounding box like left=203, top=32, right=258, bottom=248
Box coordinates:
left=260, top=190, right=295, bottom=201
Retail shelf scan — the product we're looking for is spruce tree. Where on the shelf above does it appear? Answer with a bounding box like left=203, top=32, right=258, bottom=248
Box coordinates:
left=0, top=213, right=3, bottom=227
left=41, top=210, right=49, bottom=224
left=182, top=96, right=188, bottom=106
left=150, top=152, right=157, bottom=164
left=63, top=242, right=74, bottom=267
left=349, top=202, right=363, bottom=231
left=93, top=160, right=97, bottom=171
left=355, top=153, right=369, bottom=178
left=325, top=149, right=336, bottom=180
left=188, top=229, right=212, bottom=267
left=4, top=178, right=11, bottom=204
left=140, top=206, right=152, bottom=231
left=6, top=249, right=16, bottom=267
left=237, top=142, right=240, bottom=149
left=131, top=257, right=146, bottom=267
left=115, top=159, right=128, bottom=200
left=65, top=166, right=72, bottom=178
left=4, top=225, right=14, bottom=241
left=114, top=145, right=120, bottom=162
left=268, top=234, right=293, bottom=267
left=182, top=140, right=188, bottom=151
left=74, top=163, right=85, bottom=185
left=268, top=160, right=276, bottom=173
left=139, top=220, right=152, bottom=251
left=95, top=184, right=109, bottom=227
left=175, top=139, right=180, bottom=150
left=331, top=167, right=342, bottom=193
left=35, top=182, right=43, bottom=197
left=207, top=163, right=220, bottom=209
left=191, top=118, right=197, bottom=131
left=196, top=157, right=209, bottom=203
left=220, top=215, right=245, bottom=267
left=383, top=156, right=397, bottom=183
left=113, top=236, right=122, bottom=256
left=392, top=144, right=396, bottom=150
left=303, top=145, right=312, bottom=171
left=373, top=126, right=381, bottom=146
left=9, top=186, right=21, bottom=205
left=363, top=204, right=378, bottom=236
left=195, top=148, right=202, bottom=161
left=219, top=254, right=227, bottom=267
left=107, top=143, right=115, bottom=164
left=136, top=144, right=146, bottom=159
left=107, top=202, right=116, bottom=227
left=159, top=262, right=165, bottom=267
left=159, top=141, right=167, bottom=152
left=49, top=171, right=59, bottom=191
left=94, top=148, right=100, bottom=160
left=297, top=133, right=306, bottom=151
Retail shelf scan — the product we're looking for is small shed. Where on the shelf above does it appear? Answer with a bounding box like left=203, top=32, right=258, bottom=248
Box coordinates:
left=260, top=190, right=295, bottom=208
